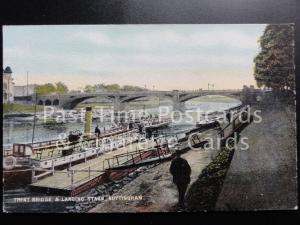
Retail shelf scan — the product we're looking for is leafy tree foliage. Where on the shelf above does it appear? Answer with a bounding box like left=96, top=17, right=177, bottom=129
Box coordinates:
left=35, top=82, right=68, bottom=95
left=83, top=83, right=147, bottom=92
left=84, top=85, right=96, bottom=93
left=55, top=82, right=69, bottom=94
left=35, top=83, right=56, bottom=95
left=105, top=84, right=121, bottom=92
left=254, top=24, right=295, bottom=92
left=122, top=85, right=146, bottom=91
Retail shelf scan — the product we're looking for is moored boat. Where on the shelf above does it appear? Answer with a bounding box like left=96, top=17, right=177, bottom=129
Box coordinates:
left=3, top=126, right=141, bottom=189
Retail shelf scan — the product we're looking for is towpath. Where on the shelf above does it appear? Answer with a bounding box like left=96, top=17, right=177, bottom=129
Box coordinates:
left=90, top=130, right=220, bottom=212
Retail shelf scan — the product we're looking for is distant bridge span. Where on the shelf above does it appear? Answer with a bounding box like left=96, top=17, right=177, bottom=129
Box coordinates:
left=35, top=87, right=261, bottom=112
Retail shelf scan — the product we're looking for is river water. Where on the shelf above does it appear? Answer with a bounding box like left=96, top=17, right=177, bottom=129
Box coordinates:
left=2, top=101, right=240, bottom=146
left=3, top=100, right=240, bottom=213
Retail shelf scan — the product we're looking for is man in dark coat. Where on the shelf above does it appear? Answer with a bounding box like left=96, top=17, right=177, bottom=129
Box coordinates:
left=169, top=151, right=191, bottom=208
left=226, top=111, right=231, bottom=123
left=95, top=125, right=101, bottom=138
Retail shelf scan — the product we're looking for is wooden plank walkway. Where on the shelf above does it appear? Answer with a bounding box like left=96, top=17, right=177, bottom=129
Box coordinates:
left=29, top=124, right=224, bottom=195
left=30, top=140, right=155, bottom=191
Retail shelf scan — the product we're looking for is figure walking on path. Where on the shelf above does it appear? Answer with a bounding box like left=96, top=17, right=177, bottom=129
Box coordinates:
left=95, top=125, right=101, bottom=138
left=169, top=151, right=191, bottom=209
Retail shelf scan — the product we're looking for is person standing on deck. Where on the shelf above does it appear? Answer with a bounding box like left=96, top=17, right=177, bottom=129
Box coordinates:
left=169, top=151, right=191, bottom=209
left=95, top=125, right=101, bottom=138
left=226, top=111, right=231, bottom=123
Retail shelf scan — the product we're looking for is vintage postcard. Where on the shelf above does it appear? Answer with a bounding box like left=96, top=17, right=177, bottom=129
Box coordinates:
left=2, top=24, right=297, bottom=212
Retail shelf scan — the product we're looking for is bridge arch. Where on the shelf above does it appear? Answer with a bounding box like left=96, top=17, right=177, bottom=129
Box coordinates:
left=180, top=93, right=242, bottom=103
left=53, top=99, right=59, bottom=105
left=62, top=96, right=98, bottom=109
left=120, top=95, right=174, bottom=106
left=179, top=94, right=242, bottom=111
left=45, top=99, right=52, bottom=106
left=121, top=95, right=148, bottom=103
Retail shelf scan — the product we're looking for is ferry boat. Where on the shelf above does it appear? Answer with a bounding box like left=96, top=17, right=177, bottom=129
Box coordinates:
left=3, top=126, right=141, bottom=189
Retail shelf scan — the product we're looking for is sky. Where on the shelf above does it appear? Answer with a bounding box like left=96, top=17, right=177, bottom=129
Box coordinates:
left=3, top=24, right=266, bottom=91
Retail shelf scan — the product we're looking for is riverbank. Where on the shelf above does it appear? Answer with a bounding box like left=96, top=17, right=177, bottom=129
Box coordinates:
left=3, top=103, right=44, bottom=114
left=87, top=103, right=297, bottom=212
left=185, top=146, right=235, bottom=211
left=215, top=104, right=297, bottom=210
left=89, top=130, right=220, bottom=213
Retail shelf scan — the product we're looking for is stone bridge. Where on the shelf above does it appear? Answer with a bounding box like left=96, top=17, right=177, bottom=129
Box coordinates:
left=34, top=86, right=262, bottom=112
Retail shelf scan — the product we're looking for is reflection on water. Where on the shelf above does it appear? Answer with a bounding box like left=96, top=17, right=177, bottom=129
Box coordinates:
left=3, top=101, right=240, bottom=145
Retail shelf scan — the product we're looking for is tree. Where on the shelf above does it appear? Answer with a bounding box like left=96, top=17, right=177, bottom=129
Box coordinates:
left=84, top=85, right=96, bottom=93
left=55, top=82, right=69, bottom=94
left=35, top=83, right=56, bottom=95
left=105, top=84, right=121, bottom=92
left=254, top=24, right=295, bottom=92
left=121, top=85, right=146, bottom=91
left=83, top=83, right=147, bottom=92
left=94, top=83, right=106, bottom=92
left=35, top=82, right=69, bottom=95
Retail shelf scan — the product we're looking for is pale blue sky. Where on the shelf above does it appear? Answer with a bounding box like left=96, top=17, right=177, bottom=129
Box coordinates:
left=3, top=24, right=266, bottom=90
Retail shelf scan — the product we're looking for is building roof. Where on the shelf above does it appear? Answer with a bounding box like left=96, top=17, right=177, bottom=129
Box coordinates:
left=4, top=66, right=12, bottom=74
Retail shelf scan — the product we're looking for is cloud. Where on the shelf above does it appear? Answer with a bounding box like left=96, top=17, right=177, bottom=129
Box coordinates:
left=189, top=30, right=259, bottom=49
left=4, top=25, right=265, bottom=89
left=71, top=31, right=113, bottom=46
left=72, top=28, right=260, bottom=52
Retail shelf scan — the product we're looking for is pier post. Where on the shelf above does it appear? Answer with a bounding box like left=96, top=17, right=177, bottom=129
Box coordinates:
left=84, top=152, right=87, bottom=163
left=88, top=167, right=91, bottom=179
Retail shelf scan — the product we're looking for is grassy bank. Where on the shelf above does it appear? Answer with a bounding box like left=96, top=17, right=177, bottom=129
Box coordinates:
left=185, top=146, right=235, bottom=211
left=3, top=103, right=44, bottom=114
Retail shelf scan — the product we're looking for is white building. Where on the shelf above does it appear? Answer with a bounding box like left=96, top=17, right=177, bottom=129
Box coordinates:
left=3, top=66, right=14, bottom=103
left=13, top=84, right=37, bottom=97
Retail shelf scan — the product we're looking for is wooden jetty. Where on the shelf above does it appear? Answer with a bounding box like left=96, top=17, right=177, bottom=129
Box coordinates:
left=29, top=128, right=215, bottom=196
left=29, top=139, right=168, bottom=196
left=3, top=128, right=139, bottom=189
left=27, top=106, right=252, bottom=196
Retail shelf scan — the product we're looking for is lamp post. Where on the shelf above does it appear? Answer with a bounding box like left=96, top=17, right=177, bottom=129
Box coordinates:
left=208, top=83, right=210, bottom=90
